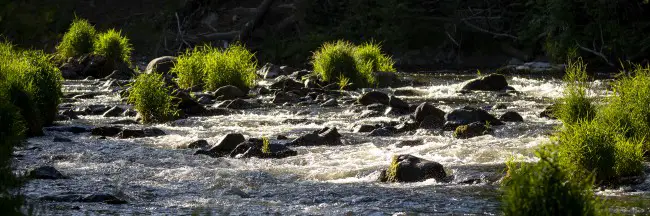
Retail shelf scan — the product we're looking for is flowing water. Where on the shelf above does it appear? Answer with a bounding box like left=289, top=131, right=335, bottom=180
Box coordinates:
left=14, top=73, right=650, bottom=215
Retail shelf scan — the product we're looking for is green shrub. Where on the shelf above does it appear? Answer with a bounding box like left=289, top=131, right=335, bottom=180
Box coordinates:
left=203, top=44, right=257, bottom=91
left=172, top=44, right=257, bottom=91
left=128, top=73, right=177, bottom=123
left=0, top=42, right=62, bottom=134
left=554, top=120, right=644, bottom=184
left=55, top=18, right=97, bottom=60
left=312, top=40, right=374, bottom=88
left=353, top=42, right=396, bottom=73
left=596, top=64, right=650, bottom=152
left=93, top=29, right=132, bottom=64
left=556, top=58, right=595, bottom=124
left=501, top=150, right=603, bottom=216
left=172, top=46, right=209, bottom=89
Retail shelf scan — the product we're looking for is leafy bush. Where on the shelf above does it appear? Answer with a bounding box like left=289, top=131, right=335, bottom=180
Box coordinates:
left=596, top=64, right=650, bottom=152
left=128, top=73, right=177, bottom=123
left=93, top=29, right=132, bottom=64
left=313, top=40, right=386, bottom=88
left=554, top=120, right=644, bottom=184
left=172, top=46, right=209, bottom=89
left=353, top=42, right=396, bottom=73
left=501, top=150, right=603, bottom=216
left=556, top=58, right=595, bottom=124
left=171, top=44, right=257, bottom=91
left=55, top=18, right=97, bottom=60
left=203, top=44, right=257, bottom=91
left=0, top=42, right=62, bottom=134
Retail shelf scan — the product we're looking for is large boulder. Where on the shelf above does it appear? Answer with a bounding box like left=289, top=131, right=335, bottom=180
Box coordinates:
left=445, top=106, right=503, bottom=130
left=358, top=91, right=389, bottom=106
left=413, top=102, right=446, bottom=129
left=194, top=133, right=246, bottom=157
left=288, top=127, right=343, bottom=146
left=229, top=138, right=298, bottom=159
left=453, top=122, right=492, bottom=139
left=145, top=56, right=177, bottom=75
left=379, top=154, right=447, bottom=182
left=461, top=74, right=510, bottom=91
left=214, top=85, right=246, bottom=100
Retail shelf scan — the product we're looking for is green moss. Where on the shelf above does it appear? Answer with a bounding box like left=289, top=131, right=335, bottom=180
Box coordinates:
left=55, top=18, right=97, bottom=60
left=93, top=29, right=132, bottom=64
left=128, top=73, right=177, bottom=123
left=385, top=155, right=399, bottom=182
left=261, top=137, right=271, bottom=154
left=556, top=58, right=595, bottom=124
left=501, top=150, right=603, bottom=216
left=172, top=44, right=257, bottom=91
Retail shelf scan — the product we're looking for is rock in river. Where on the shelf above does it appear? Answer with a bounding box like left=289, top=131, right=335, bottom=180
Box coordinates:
left=499, top=111, right=524, bottom=122
left=195, top=133, right=246, bottom=157
left=413, top=102, right=445, bottom=129
left=461, top=74, right=511, bottom=91
left=445, top=106, right=503, bottom=130
left=453, top=122, right=492, bottom=139
left=358, top=91, right=389, bottom=106
left=29, top=166, right=67, bottom=179
left=379, top=154, right=447, bottom=182
left=230, top=138, right=297, bottom=159
left=288, top=127, right=343, bottom=146
left=214, top=85, right=246, bottom=100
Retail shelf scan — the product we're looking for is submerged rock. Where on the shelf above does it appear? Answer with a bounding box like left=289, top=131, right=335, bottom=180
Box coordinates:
left=42, top=193, right=127, bottom=204
left=46, top=126, right=89, bottom=134
left=288, top=127, right=343, bottom=146
left=353, top=124, right=377, bottom=133
left=53, top=136, right=72, bottom=142
left=395, top=139, right=424, bottom=148
left=117, top=128, right=166, bottom=139
left=453, top=122, right=492, bottom=139
left=461, top=74, right=510, bottom=91
left=358, top=91, right=389, bottom=106
left=91, top=126, right=123, bottom=137
left=499, top=111, right=524, bottom=122
left=29, top=166, right=67, bottom=179
left=368, top=127, right=394, bottom=137
left=379, top=154, right=447, bottom=183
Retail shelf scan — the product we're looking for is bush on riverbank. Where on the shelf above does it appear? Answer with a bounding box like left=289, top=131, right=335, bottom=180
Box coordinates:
left=94, top=29, right=132, bottom=65
left=55, top=18, right=96, bottom=60
left=312, top=40, right=395, bottom=88
left=172, top=44, right=257, bottom=91
left=128, top=73, right=177, bottom=123
left=0, top=82, right=26, bottom=215
left=556, top=58, right=595, bottom=124
left=501, top=149, right=603, bottom=216
left=1, top=42, right=63, bottom=135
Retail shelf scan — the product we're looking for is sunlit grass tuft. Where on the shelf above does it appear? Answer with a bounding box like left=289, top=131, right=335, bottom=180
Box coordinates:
left=128, top=73, right=177, bottom=123
left=94, top=29, right=133, bottom=64
left=56, top=18, right=97, bottom=60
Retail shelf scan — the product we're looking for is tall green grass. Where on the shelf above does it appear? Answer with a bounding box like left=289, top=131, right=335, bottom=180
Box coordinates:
left=93, top=29, right=132, bottom=64
left=128, top=73, right=177, bottom=123
left=171, top=44, right=257, bottom=91
left=312, top=41, right=372, bottom=88
left=55, top=18, right=97, bottom=60
left=556, top=58, right=596, bottom=124
left=1, top=42, right=63, bottom=134
left=501, top=150, right=603, bottom=216
left=0, top=82, right=26, bottom=215
left=353, top=42, right=396, bottom=73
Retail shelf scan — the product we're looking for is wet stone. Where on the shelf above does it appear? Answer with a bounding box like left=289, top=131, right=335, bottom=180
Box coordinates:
left=353, top=125, right=377, bottom=133
left=53, top=136, right=72, bottom=142
left=453, top=122, right=492, bottom=139
left=29, top=166, right=67, bottom=179
left=102, top=106, right=125, bottom=117
left=288, top=127, right=343, bottom=146
left=499, top=111, right=524, bottom=122
left=379, top=154, right=447, bottom=183
left=395, top=139, right=424, bottom=148
left=46, top=126, right=89, bottom=134
left=358, top=91, right=389, bottom=106
left=187, top=140, right=210, bottom=149
left=368, top=127, right=394, bottom=137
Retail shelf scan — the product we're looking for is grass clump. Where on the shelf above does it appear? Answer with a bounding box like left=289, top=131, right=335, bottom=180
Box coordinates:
left=203, top=44, right=257, bottom=91
left=55, top=18, right=97, bottom=60
left=556, top=58, right=595, bottom=124
left=0, top=42, right=63, bottom=135
left=128, top=73, right=177, bottom=123
left=353, top=42, right=396, bottom=73
left=171, top=44, right=257, bottom=91
left=261, top=137, right=271, bottom=154
left=0, top=82, right=27, bottom=215
left=385, top=155, right=399, bottom=182
left=501, top=150, right=603, bottom=216
left=94, top=29, right=132, bottom=65
left=312, top=40, right=395, bottom=89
